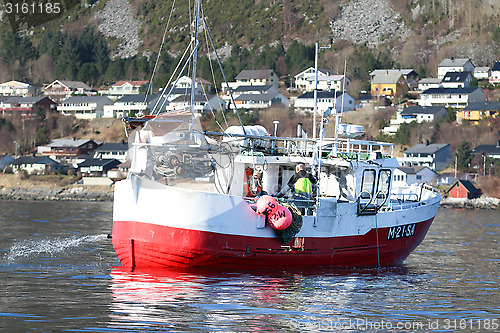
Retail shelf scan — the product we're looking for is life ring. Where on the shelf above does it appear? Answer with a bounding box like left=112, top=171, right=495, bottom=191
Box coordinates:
left=244, top=167, right=262, bottom=197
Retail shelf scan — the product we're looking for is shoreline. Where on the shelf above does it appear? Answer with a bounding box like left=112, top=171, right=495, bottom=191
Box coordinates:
left=0, top=185, right=114, bottom=202
left=1, top=185, right=499, bottom=209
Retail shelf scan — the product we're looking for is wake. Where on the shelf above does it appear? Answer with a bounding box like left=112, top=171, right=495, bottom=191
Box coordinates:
left=4, top=234, right=109, bottom=262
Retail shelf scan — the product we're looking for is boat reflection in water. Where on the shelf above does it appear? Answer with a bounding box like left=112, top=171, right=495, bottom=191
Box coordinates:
left=108, top=265, right=411, bottom=331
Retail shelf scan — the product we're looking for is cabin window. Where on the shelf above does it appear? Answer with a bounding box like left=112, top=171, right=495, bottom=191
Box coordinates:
left=377, top=169, right=391, bottom=198
left=361, top=169, right=376, bottom=196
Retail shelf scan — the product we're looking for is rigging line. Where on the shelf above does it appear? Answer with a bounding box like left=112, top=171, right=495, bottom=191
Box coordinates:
left=199, top=79, right=225, bottom=132
left=145, top=0, right=178, bottom=103
left=201, top=3, right=228, bottom=128
left=201, top=13, right=246, bottom=135
left=150, top=40, right=194, bottom=116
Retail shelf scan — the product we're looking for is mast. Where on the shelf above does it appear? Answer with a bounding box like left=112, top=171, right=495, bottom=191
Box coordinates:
left=189, top=0, right=202, bottom=133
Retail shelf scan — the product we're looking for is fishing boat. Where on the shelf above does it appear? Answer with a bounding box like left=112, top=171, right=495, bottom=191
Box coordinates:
left=111, top=0, right=441, bottom=269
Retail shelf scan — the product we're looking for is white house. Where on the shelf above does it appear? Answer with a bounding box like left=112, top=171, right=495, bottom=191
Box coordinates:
left=222, top=69, right=278, bottom=92
left=419, top=87, right=485, bottom=108
left=11, top=156, right=60, bottom=175
left=393, top=166, right=437, bottom=187
left=106, top=81, right=151, bottom=98
left=474, top=67, right=490, bottom=80
left=397, top=143, right=451, bottom=171
left=93, top=142, right=129, bottom=163
left=165, top=94, right=226, bottom=112
left=43, top=80, right=95, bottom=102
left=441, top=71, right=473, bottom=88
left=58, top=96, right=114, bottom=119
left=0, top=80, right=42, bottom=97
left=103, top=94, right=155, bottom=118
left=294, top=91, right=355, bottom=113
left=175, top=76, right=212, bottom=93
left=382, top=106, right=448, bottom=135
left=489, top=62, right=500, bottom=85
left=418, top=78, right=442, bottom=91
left=294, top=67, right=349, bottom=92
left=437, top=58, right=475, bottom=79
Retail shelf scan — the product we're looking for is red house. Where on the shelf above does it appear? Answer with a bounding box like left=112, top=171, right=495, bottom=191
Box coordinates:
left=446, top=180, right=481, bottom=199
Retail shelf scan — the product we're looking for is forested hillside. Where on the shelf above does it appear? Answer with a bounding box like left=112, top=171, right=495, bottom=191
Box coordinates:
left=0, top=0, right=499, bottom=91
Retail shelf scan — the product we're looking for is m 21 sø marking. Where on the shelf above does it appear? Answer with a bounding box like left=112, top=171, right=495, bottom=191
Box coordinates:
left=387, top=223, right=416, bottom=240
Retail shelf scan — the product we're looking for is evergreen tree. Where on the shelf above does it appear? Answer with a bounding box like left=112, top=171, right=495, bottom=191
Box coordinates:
left=454, top=141, right=472, bottom=171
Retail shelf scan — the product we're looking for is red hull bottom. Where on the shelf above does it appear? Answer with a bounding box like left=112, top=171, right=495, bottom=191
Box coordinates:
left=112, top=218, right=434, bottom=268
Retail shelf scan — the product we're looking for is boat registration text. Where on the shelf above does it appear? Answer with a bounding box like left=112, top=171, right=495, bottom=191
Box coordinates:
left=387, top=223, right=416, bottom=240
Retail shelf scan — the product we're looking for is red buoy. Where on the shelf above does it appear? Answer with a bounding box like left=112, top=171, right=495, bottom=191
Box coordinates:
left=268, top=206, right=292, bottom=230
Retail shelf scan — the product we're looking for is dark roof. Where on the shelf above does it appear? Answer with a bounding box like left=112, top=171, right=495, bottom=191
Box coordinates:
left=492, top=62, right=500, bottom=71
left=297, top=91, right=345, bottom=99
left=446, top=179, right=479, bottom=194
left=78, top=158, right=121, bottom=167
left=47, top=139, right=95, bottom=148
left=61, top=96, right=112, bottom=104
left=471, top=144, right=500, bottom=155
left=4, top=96, right=48, bottom=104
left=233, top=85, right=274, bottom=92
left=170, top=94, right=213, bottom=103
left=401, top=105, right=446, bottom=115
left=115, top=94, right=155, bottom=103
left=94, top=143, right=128, bottom=152
left=235, top=92, right=279, bottom=102
left=421, top=87, right=480, bottom=95
left=442, top=72, right=472, bottom=82
left=236, top=70, right=275, bottom=80
left=463, top=102, right=500, bottom=112
left=397, top=166, right=435, bottom=174
left=12, top=156, right=58, bottom=165
left=438, top=58, right=473, bottom=67
left=404, top=143, right=449, bottom=154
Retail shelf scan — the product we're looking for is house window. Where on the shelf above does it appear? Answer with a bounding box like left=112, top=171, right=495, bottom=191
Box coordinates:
left=416, top=175, right=422, bottom=180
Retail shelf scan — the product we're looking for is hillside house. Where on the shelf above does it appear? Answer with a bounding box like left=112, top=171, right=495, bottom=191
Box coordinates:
left=78, top=158, right=121, bottom=177
left=40, top=139, right=99, bottom=165
left=103, top=94, right=155, bottom=118
left=441, top=71, right=473, bottom=88
left=294, top=67, right=349, bottom=92
left=294, top=91, right=355, bottom=113
left=472, top=142, right=500, bottom=160
left=446, top=179, right=480, bottom=199
left=58, top=96, right=114, bottom=119
left=0, top=96, right=57, bottom=118
left=370, top=69, right=418, bottom=89
left=0, top=80, right=42, bottom=97
left=474, top=67, right=490, bottom=80
left=232, top=86, right=288, bottom=110
left=222, top=70, right=278, bottom=92
left=489, top=62, right=500, bottom=85
left=175, top=76, right=212, bottom=93
left=417, top=78, right=442, bottom=91
left=370, top=73, right=409, bottom=97
left=419, top=87, right=485, bottom=108
left=11, top=156, right=60, bottom=175
left=384, top=105, right=448, bottom=134
left=165, top=94, right=226, bottom=112
left=392, top=166, right=437, bottom=187
left=43, top=80, right=95, bottom=102
left=437, top=58, right=475, bottom=79
left=93, top=142, right=128, bottom=163
left=399, top=105, right=447, bottom=123
left=106, top=81, right=152, bottom=98
left=398, top=143, right=451, bottom=171
left=456, top=102, right=500, bottom=124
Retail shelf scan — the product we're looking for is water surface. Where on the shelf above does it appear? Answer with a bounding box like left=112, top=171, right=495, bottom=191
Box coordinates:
left=0, top=201, right=498, bottom=332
